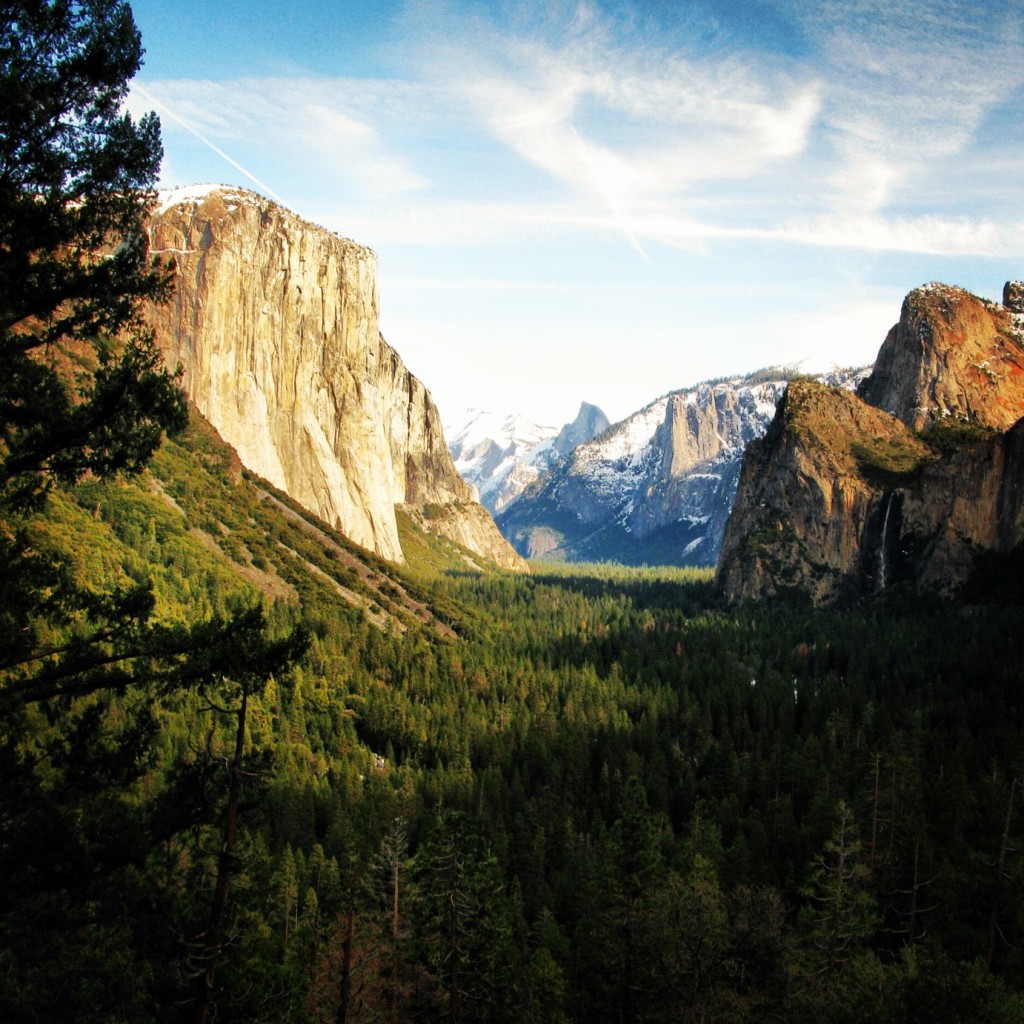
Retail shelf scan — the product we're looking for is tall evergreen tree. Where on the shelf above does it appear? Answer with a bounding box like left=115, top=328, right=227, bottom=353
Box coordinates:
left=0, top=8, right=313, bottom=1019
left=0, top=0, right=185, bottom=499
left=0, top=0, right=187, bottom=708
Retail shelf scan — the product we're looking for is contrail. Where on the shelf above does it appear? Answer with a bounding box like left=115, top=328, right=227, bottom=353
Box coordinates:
left=132, top=82, right=289, bottom=207
left=568, top=125, right=649, bottom=263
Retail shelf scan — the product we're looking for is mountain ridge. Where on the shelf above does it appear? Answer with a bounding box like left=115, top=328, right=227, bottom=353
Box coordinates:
left=447, top=401, right=610, bottom=515
left=496, top=367, right=868, bottom=566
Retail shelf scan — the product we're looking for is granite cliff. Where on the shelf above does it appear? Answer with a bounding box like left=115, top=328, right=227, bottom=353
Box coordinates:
left=859, top=282, right=1024, bottom=431
left=146, top=185, right=525, bottom=571
left=717, top=282, right=1024, bottom=604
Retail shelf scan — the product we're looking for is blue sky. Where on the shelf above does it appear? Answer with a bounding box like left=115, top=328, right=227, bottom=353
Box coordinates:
left=127, top=0, right=1024, bottom=427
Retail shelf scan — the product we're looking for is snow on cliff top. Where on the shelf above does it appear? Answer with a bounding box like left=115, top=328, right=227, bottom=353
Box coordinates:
left=577, top=396, right=668, bottom=465
left=155, top=183, right=256, bottom=214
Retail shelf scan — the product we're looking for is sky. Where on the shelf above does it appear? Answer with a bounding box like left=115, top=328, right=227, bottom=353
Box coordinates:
left=126, top=0, right=1024, bottom=428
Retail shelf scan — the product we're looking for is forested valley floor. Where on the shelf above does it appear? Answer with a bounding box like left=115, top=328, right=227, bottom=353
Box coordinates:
left=4, top=413, right=1024, bottom=1023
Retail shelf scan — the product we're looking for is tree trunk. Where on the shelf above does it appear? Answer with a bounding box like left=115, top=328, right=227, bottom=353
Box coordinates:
left=336, top=890, right=357, bottom=1024
left=193, top=690, right=248, bottom=1024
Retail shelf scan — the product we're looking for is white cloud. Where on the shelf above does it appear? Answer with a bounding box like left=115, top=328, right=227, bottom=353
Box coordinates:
left=769, top=214, right=1019, bottom=257
left=401, top=0, right=1024, bottom=256
left=129, top=0, right=1024, bottom=265
left=801, top=0, right=1024, bottom=211
left=384, top=276, right=560, bottom=292
left=448, top=24, right=821, bottom=207
left=129, top=77, right=431, bottom=198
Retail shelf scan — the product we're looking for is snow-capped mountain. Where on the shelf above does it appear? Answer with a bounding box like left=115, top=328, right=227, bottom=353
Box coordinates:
left=497, top=368, right=870, bottom=566
left=447, top=402, right=610, bottom=515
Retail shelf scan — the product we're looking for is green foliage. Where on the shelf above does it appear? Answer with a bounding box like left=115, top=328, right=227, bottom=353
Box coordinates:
left=396, top=507, right=485, bottom=578
left=850, top=437, right=932, bottom=487
left=0, top=0, right=187, bottom=500
left=0, top=11, right=307, bottom=1019
left=8, top=419, right=1024, bottom=1018
left=798, top=801, right=879, bottom=977
left=920, top=416, right=997, bottom=456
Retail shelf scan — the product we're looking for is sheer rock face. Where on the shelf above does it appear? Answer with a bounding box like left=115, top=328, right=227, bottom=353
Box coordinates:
left=899, top=422, right=1024, bottom=592
left=858, top=283, right=1024, bottom=431
left=716, top=381, right=935, bottom=605
left=628, top=384, right=782, bottom=543
left=718, top=282, right=1024, bottom=605
left=552, top=403, right=611, bottom=458
left=146, top=186, right=525, bottom=570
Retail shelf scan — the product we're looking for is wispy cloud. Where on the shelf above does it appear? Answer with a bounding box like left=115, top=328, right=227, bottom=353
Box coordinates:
left=130, top=0, right=1024, bottom=263
left=129, top=76, right=431, bottom=199
left=401, top=0, right=1023, bottom=257
left=428, top=3, right=822, bottom=243
left=797, top=0, right=1024, bottom=212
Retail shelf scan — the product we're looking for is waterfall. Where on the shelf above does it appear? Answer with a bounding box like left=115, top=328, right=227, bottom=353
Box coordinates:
left=878, top=492, right=895, bottom=590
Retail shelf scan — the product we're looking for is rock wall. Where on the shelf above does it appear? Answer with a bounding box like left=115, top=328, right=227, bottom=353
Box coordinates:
left=716, top=381, right=936, bottom=604
left=897, top=421, right=1024, bottom=593
left=146, top=185, right=524, bottom=570
left=718, top=281, right=1024, bottom=605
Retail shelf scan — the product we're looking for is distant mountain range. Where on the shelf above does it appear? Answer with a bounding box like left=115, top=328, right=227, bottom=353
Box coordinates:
left=446, top=402, right=610, bottom=515
left=457, top=368, right=867, bottom=567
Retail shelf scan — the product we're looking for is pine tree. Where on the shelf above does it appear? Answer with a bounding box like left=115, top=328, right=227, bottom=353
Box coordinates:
left=0, top=0, right=187, bottom=710
left=0, top=6, right=190, bottom=1018
left=0, top=0, right=185, bottom=500
left=800, top=800, right=879, bottom=977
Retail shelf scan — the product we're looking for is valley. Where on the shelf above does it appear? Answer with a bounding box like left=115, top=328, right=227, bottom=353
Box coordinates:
left=5, top=408, right=1024, bottom=1021
left=3, top=6, right=1024, bottom=1019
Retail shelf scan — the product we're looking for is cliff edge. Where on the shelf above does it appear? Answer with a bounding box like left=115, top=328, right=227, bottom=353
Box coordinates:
left=717, top=282, right=1024, bottom=604
left=146, top=185, right=525, bottom=572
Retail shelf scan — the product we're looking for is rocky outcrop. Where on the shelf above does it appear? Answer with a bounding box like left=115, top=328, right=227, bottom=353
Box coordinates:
left=498, top=370, right=866, bottom=566
left=146, top=185, right=524, bottom=570
left=716, top=381, right=937, bottom=604
left=898, top=422, right=1024, bottom=593
left=399, top=502, right=530, bottom=572
left=718, top=282, right=1024, bottom=605
left=858, top=283, right=1024, bottom=431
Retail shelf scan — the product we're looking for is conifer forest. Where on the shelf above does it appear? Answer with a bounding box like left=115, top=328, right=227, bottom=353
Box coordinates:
left=2, top=3, right=1024, bottom=1022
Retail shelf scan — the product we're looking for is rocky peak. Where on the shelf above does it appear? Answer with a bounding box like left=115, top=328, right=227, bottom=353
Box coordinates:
left=718, top=281, right=1024, bottom=605
left=447, top=403, right=609, bottom=516
left=858, top=282, right=1024, bottom=431
left=552, top=402, right=611, bottom=457
left=1004, top=280, right=1024, bottom=314
left=146, top=185, right=525, bottom=572
left=716, top=380, right=936, bottom=605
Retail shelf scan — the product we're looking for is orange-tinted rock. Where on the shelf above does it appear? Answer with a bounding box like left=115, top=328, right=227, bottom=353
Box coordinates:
left=718, top=282, right=1024, bottom=605
left=859, top=283, right=1024, bottom=431
left=716, top=380, right=935, bottom=605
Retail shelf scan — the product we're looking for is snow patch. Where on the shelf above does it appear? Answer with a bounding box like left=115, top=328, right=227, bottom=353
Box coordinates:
left=156, top=184, right=256, bottom=215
